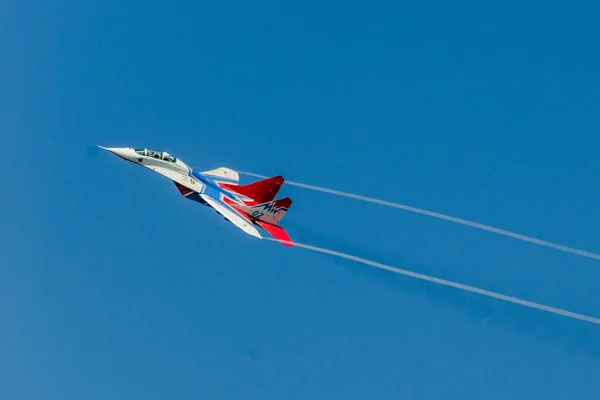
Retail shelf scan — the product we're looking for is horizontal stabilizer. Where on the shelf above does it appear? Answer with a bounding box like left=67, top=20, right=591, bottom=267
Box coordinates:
left=255, top=220, right=293, bottom=247
left=220, top=175, right=284, bottom=204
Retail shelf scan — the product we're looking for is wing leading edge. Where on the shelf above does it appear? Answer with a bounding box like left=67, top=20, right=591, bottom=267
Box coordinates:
left=199, top=193, right=262, bottom=239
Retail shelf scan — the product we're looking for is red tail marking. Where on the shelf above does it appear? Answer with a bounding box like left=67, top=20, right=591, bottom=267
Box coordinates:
left=255, top=220, right=294, bottom=247
left=220, top=175, right=284, bottom=204
left=271, top=197, right=292, bottom=209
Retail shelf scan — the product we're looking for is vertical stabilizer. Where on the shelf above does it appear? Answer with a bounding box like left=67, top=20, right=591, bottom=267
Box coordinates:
left=234, top=197, right=292, bottom=225
left=220, top=175, right=284, bottom=204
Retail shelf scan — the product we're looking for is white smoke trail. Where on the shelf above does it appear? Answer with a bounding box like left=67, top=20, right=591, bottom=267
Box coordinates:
left=240, top=171, right=600, bottom=261
left=265, top=238, right=600, bottom=325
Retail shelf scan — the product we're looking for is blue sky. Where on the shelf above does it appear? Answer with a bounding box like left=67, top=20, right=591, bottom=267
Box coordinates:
left=2, top=0, right=600, bottom=398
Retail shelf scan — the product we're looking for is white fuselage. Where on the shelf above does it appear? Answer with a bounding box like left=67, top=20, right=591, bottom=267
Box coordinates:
left=102, top=147, right=205, bottom=193
left=99, top=145, right=293, bottom=244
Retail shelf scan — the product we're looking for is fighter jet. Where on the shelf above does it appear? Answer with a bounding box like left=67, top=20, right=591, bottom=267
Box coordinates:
left=99, top=146, right=294, bottom=246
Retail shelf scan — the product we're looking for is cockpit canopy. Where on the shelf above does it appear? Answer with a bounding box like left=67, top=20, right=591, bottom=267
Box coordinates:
left=135, top=148, right=177, bottom=163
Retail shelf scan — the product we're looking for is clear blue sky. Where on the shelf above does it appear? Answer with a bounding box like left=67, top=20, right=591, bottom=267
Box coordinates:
left=2, top=0, right=600, bottom=398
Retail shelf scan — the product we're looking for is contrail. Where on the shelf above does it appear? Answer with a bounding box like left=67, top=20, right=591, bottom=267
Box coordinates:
left=240, top=171, right=600, bottom=261
left=265, top=238, right=600, bottom=325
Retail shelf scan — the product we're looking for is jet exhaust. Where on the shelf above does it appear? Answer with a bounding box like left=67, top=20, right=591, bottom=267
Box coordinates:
left=265, top=238, right=600, bottom=325
left=240, top=172, right=600, bottom=262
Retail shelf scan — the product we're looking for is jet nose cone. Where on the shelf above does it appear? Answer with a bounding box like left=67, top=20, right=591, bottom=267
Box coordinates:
left=98, top=146, right=137, bottom=162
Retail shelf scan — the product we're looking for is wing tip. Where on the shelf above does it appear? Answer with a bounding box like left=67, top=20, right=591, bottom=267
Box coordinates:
left=255, top=220, right=294, bottom=247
